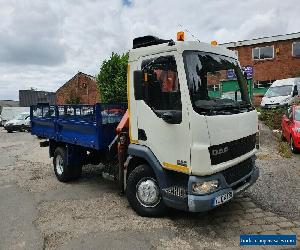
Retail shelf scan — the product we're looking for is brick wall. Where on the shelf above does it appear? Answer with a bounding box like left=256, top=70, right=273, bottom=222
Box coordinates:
left=230, top=39, right=300, bottom=82
left=56, top=72, right=100, bottom=105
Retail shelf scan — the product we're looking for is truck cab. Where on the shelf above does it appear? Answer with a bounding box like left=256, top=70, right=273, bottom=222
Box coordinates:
left=125, top=35, right=259, bottom=216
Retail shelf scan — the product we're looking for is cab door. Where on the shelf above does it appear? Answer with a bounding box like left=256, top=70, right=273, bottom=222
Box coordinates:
left=135, top=52, right=191, bottom=173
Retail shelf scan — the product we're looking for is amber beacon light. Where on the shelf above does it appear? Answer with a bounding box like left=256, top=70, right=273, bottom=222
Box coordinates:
left=177, top=31, right=185, bottom=41
left=211, top=40, right=218, bottom=46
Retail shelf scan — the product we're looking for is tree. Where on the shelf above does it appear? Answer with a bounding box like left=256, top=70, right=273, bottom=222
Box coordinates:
left=96, top=52, right=129, bottom=103
left=66, top=91, right=81, bottom=104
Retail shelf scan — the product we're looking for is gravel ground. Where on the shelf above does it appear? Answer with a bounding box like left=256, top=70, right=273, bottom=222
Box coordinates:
left=245, top=121, right=300, bottom=221
left=0, top=127, right=299, bottom=250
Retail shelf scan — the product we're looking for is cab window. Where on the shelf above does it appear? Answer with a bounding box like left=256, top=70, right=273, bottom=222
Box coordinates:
left=141, top=56, right=181, bottom=112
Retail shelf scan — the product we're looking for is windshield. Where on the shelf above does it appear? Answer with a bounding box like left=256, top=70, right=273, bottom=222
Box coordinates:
left=221, top=92, right=242, bottom=101
left=15, top=113, right=29, bottom=120
left=265, top=85, right=293, bottom=98
left=295, top=109, right=300, bottom=121
left=183, top=51, right=251, bottom=115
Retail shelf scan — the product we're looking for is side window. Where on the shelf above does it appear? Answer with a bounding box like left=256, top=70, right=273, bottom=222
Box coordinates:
left=142, top=56, right=181, bottom=111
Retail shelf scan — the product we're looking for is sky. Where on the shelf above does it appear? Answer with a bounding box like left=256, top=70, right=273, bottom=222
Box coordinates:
left=0, top=0, right=299, bottom=100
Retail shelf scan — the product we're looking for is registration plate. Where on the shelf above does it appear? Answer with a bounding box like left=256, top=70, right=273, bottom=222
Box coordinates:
left=213, top=191, right=233, bottom=206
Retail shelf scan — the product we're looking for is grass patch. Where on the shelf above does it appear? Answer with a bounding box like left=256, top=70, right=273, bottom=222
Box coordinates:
left=257, top=107, right=285, bottom=130
left=276, top=135, right=292, bottom=158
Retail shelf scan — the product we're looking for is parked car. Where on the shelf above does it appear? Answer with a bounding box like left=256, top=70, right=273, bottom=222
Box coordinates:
left=1, top=107, right=30, bottom=126
left=260, top=78, right=300, bottom=109
left=281, top=105, right=300, bottom=153
left=221, top=91, right=242, bottom=102
left=4, top=112, right=30, bottom=133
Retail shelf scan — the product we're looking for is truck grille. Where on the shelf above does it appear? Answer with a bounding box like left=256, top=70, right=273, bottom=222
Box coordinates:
left=222, top=158, right=253, bottom=185
left=163, top=186, right=187, bottom=198
left=209, top=134, right=256, bottom=165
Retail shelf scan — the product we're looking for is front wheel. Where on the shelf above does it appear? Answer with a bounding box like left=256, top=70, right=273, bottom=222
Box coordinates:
left=53, top=147, right=82, bottom=182
left=126, top=164, right=167, bottom=217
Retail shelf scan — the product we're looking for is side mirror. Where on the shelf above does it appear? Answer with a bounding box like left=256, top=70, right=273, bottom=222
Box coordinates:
left=292, top=85, right=298, bottom=97
left=134, top=70, right=144, bottom=100
left=292, top=89, right=298, bottom=97
left=160, top=111, right=182, bottom=124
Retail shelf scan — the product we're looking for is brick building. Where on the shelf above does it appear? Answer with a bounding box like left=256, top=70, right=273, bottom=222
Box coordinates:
left=56, top=72, right=100, bottom=105
left=220, top=32, right=300, bottom=89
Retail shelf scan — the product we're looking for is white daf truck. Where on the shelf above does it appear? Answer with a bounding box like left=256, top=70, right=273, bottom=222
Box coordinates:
left=32, top=34, right=259, bottom=217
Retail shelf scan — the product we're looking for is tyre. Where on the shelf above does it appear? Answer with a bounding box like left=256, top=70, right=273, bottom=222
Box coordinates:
left=290, top=137, right=299, bottom=153
left=126, top=164, right=167, bottom=217
left=53, top=147, right=82, bottom=182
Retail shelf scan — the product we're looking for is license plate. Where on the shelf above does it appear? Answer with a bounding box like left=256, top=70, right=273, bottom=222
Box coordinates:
left=268, top=105, right=277, bottom=109
left=213, top=191, right=233, bottom=206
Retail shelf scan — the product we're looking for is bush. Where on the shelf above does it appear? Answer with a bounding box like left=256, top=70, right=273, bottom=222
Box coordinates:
left=96, top=52, right=129, bottom=103
left=258, top=107, right=286, bottom=130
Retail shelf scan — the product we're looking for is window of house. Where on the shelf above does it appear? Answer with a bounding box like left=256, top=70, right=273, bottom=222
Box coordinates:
left=252, top=46, right=274, bottom=60
left=254, top=80, right=274, bottom=89
left=207, top=84, right=220, bottom=91
left=232, top=50, right=238, bottom=58
left=141, top=56, right=181, bottom=112
left=292, top=42, right=300, bottom=57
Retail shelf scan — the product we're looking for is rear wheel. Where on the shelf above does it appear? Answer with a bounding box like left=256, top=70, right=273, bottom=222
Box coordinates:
left=53, top=147, right=82, bottom=182
left=126, top=164, right=167, bottom=217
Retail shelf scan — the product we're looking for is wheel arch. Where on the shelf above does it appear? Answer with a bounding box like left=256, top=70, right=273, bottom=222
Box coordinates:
left=127, top=144, right=167, bottom=189
left=49, top=140, right=67, bottom=158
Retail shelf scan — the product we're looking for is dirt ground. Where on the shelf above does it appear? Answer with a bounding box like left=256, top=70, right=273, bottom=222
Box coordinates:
left=0, top=127, right=299, bottom=250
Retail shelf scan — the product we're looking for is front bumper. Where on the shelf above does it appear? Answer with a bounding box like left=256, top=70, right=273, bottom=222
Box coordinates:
left=260, top=103, right=288, bottom=109
left=188, top=166, right=259, bottom=212
left=161, top=156, right=259, bottom=212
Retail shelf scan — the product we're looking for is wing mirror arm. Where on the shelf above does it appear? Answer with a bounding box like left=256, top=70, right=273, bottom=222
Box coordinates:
left=160, top=111, right=182, bottom=124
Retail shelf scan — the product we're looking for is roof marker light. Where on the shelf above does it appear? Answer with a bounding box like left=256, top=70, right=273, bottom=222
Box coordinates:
left=211, top=40, right=218, bottom=46
left=177, top=31, right=185, bottom=41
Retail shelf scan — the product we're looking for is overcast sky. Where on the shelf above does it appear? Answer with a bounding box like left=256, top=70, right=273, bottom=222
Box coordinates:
left=0, top=0, right=299, bottom=100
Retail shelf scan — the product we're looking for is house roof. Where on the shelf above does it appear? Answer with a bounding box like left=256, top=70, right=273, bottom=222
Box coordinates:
left=220, top=32, right=300, bottom=48
left=57, top=72, right=96, bottom=92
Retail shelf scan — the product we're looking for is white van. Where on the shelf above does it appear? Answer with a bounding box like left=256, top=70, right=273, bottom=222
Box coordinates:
left=260, top=78, right=300, bottom=109
left=4, top=112, right=30, bottom=132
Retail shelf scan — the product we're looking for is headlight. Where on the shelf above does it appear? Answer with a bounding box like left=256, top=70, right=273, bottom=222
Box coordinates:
left=294, top=128, right=300, bottom=133
left=192, top=180, right=219, bottom=194
left=281, top=97, right=291, bottom=104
